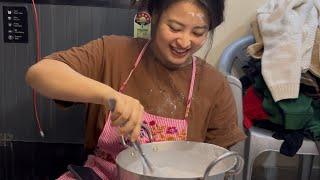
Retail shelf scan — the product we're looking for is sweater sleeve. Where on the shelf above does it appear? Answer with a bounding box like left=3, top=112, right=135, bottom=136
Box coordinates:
left=44, top=37, right=106, bottom=107
left=257, top=0, right=318, bottom=102
left=205, top=76, right=246, bottom=148
left=44, top=37, right=106, bottom=81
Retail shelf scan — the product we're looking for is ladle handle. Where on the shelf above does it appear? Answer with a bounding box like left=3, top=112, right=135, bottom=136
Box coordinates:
left=121, top=123, right=153, bottom=147
left=107, top=99, right=153, bottom=147
left=203, top=151, right=244, bottom=180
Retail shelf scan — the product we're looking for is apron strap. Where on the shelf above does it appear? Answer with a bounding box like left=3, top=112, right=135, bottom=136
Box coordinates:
left=184, top=56, right=196, bottom=119
left=119, top=41, right=151, bottom=93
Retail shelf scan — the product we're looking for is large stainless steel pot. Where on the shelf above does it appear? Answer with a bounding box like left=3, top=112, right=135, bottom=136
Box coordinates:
left=116, top=141, right=243, bottom=180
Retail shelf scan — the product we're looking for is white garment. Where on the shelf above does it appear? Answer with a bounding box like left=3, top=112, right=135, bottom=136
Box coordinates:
left=257, top=0, right=320, bottom=102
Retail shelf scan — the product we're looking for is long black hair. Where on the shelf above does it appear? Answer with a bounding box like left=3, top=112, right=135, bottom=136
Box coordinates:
left=131, top=0, right=225, bottom=59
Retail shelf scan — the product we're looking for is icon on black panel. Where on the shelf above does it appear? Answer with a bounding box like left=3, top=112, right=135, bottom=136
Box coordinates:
left=7, top=10, right=12, bottom=15
left=8, top=35, right=14, bottom=40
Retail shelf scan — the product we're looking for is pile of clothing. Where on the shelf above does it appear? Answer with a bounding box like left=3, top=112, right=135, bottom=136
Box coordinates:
left=242, top=0, right=320, bottom=157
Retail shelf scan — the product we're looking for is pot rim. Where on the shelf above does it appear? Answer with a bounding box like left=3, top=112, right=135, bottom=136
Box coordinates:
left=115, top=141, right=237, bottom=179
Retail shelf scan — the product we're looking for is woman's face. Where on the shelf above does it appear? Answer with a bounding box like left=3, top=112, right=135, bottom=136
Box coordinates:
left=152, top=1, right=210, bottom=68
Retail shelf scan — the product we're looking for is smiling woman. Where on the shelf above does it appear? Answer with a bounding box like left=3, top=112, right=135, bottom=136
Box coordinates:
left=133, top=0, right=225, bottom=65
left=25, top=0, right=246, bottom=179
left=151, top=1, right=210, bottom=68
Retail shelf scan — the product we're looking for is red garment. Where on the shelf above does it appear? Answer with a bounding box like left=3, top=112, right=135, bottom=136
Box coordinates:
left=243, top=86, right=269, bottom=129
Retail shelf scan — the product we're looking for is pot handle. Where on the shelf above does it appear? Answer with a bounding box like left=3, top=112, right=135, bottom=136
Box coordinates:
left=121, top=123, right=153, bottom=148
left=203, top=151, right=244, bottom=180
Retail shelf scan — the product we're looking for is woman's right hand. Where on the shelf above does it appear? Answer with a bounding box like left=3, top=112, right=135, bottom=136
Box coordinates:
left=107, top=92, right=144, bottom=142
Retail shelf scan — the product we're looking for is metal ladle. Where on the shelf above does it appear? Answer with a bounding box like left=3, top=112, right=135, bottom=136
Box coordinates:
left=131, top=141, right=154, bottom=174
left=107, top=99, right=154, bottom=174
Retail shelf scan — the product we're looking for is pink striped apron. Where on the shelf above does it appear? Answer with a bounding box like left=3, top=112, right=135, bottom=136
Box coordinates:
left=58, top=41, right=196, bottom=180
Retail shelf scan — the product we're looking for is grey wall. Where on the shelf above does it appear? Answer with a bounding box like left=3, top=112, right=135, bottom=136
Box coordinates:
left=0, top=2, right=136, bottom=144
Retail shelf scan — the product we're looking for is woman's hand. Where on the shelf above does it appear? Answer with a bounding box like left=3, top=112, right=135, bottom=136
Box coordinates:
left=107, top=93, right=144, bottom=142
